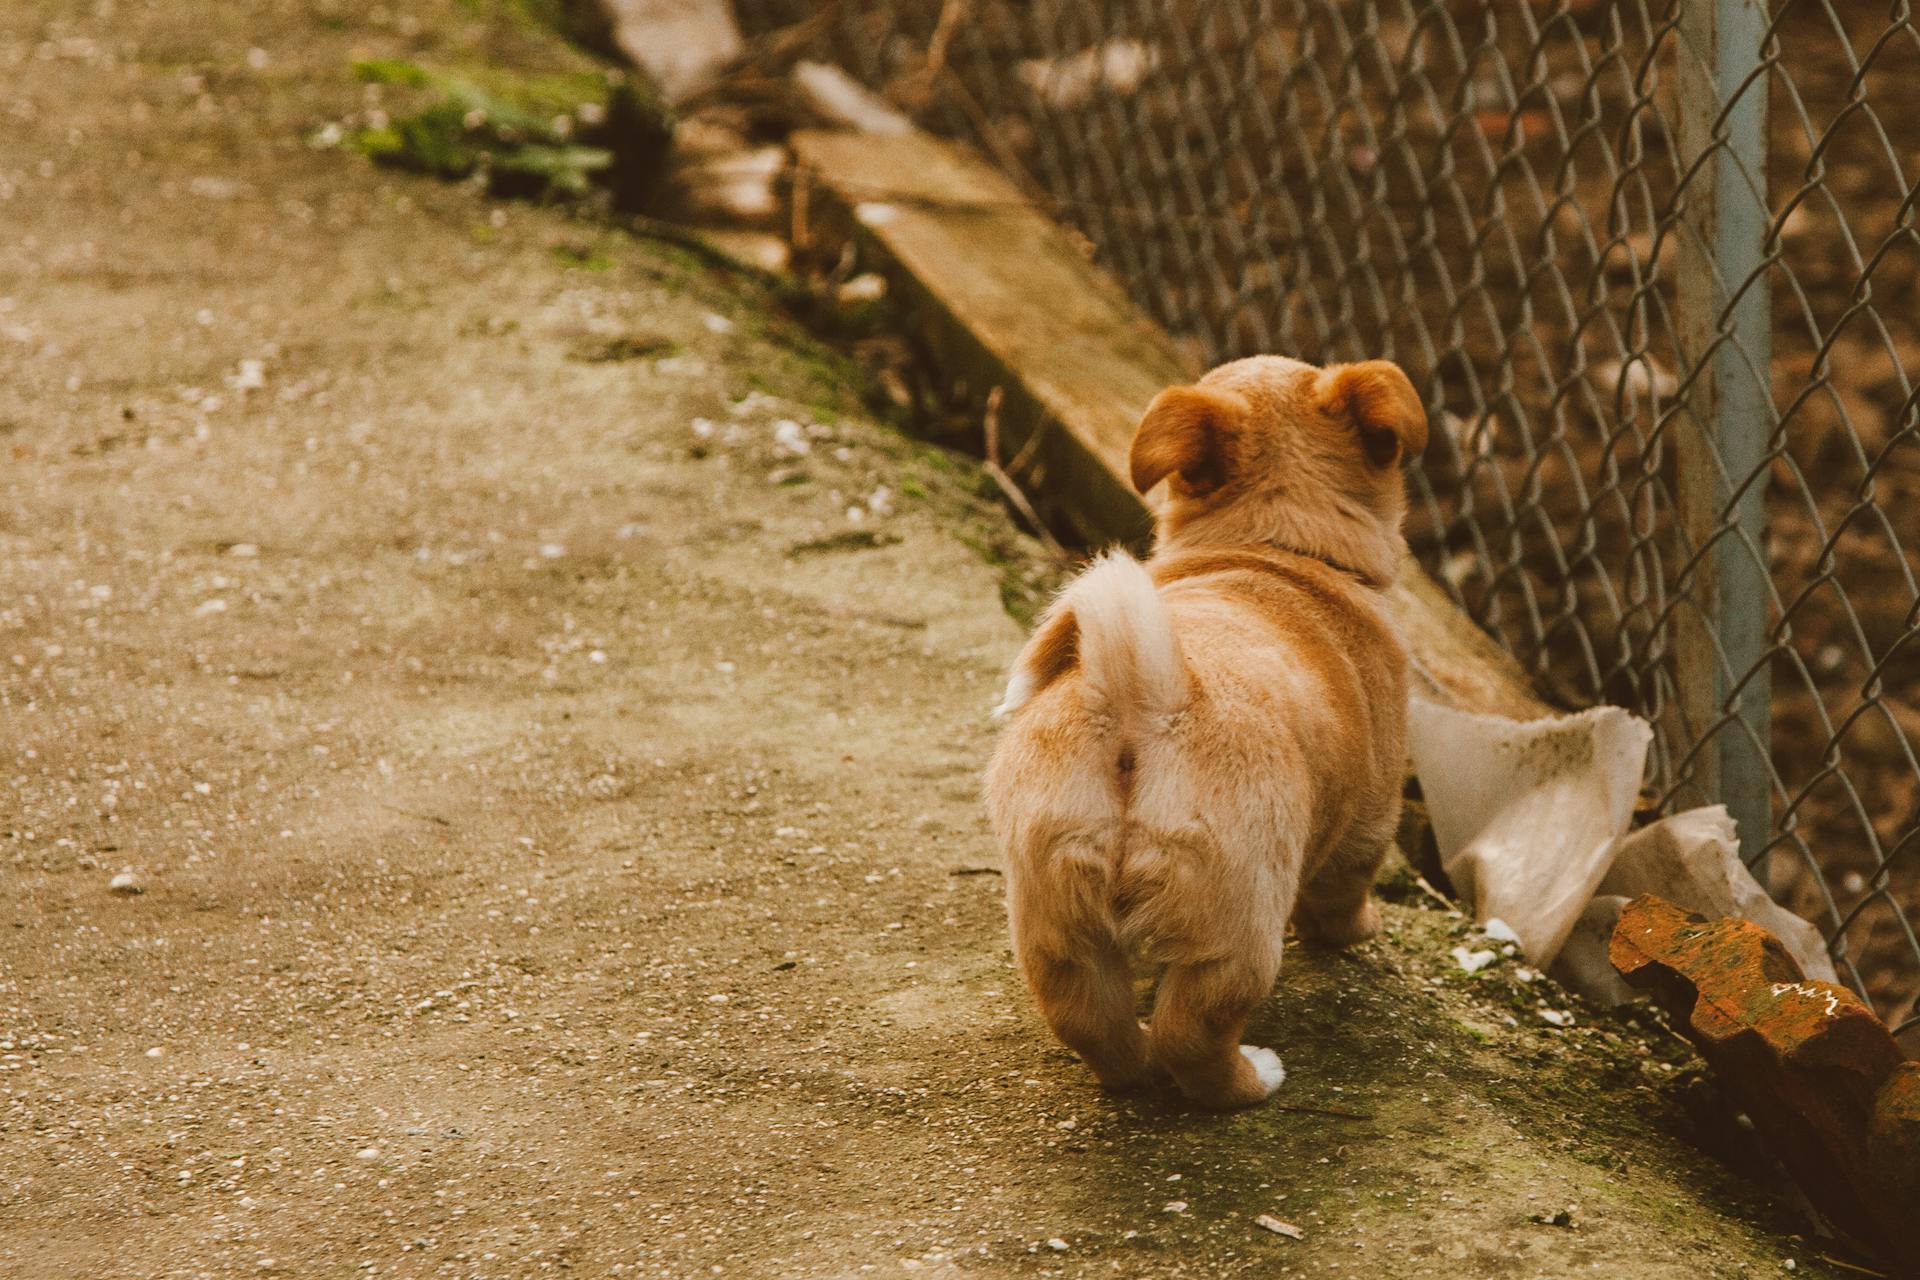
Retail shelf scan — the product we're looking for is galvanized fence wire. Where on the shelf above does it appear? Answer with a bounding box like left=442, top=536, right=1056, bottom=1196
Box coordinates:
left=738, top=0, right=1920, bottom=1039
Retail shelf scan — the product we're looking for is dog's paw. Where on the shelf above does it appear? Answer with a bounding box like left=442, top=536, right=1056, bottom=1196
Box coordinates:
left=1298, top=899, right=1381, bottom=948
left=1237, top=1044, right=1286, bottom=1096
left=1339, top=899, right=1383, bottom=945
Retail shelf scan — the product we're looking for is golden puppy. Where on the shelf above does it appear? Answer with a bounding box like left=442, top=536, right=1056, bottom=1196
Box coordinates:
left=984, top=355, right=1426, bottom=1109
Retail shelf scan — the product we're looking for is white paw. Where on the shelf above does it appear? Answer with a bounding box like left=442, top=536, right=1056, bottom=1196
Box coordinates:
left=1238, top=1044, right=1286, bottom=1095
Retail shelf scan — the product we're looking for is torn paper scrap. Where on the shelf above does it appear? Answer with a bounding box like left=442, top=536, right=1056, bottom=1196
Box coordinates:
left=1408, top=698, right=1650, bottom=965
left=1554, top=806, right=1839, bottom=1002
left=1407, top=697, right=1839, bottom=1004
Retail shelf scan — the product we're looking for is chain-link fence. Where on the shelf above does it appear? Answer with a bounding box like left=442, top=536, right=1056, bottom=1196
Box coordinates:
left=737, top=0, right=1920, bottom=1040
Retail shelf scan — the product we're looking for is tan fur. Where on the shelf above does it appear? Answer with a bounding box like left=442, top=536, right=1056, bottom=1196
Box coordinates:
left=984, top=355, right=1426, bottom=1109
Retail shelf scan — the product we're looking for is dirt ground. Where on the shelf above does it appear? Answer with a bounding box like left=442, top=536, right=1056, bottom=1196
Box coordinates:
left=0, top=2, right=1864, bottom=1276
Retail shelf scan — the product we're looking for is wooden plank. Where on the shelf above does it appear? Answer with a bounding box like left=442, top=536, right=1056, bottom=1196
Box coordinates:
left=1388, top=567, right=1552, bottom=719
left=791, top=127, right=1550, bottom=719
left=792, top=128, right=1172, bottom=545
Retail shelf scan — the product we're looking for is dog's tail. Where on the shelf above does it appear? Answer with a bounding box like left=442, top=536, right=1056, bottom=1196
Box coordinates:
left=993, top=550, right=1188, bottom=722
left=1063, top=550, right=1188, bottom=725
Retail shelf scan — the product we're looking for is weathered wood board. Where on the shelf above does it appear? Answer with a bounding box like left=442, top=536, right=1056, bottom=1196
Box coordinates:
left=792, top=128, right=1176, bottom=547
left=792, top=126, right=1549, bottom=720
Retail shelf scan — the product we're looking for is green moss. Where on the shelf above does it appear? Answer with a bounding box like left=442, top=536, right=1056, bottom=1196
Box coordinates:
left=453, top=0, right=579, bottom=37
left=956, top=528, right=1057, bottom=627
left=913, top=444, right=959, bottom=475
left=568, top=332, right=676, bottom=362
left=355, top=58, right=611, bottom=121
left=353, top=57, right=436, bottom=89
left=787, top=529, right=903, bottom=558
left=551, top=242, right=614, bottom=271
left=345, top=59, right=616, bottom=201
left=630, top=238, right=706, bottom=280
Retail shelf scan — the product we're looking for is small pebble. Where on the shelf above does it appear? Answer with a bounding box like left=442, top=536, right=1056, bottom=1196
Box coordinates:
left=1254, top=1214, right=1304, bottom=1240
left=108, top=871, right=141, bottom=895
left=836, top=273, right=887, bottom=305
left=227, top=359, right=266, bottom=392
left=1451, top=946, right=1496, bottom=974
left=771, top=419, right=810, bottom=457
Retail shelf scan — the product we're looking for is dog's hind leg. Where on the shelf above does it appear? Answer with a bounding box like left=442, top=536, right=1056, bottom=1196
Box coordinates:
left=1292, top=821, right=1391, bottom=948
left=1019, top=941, right=1152, bottom=1090
left=1147, top=957, right=1285, bottom=1109
left=1007, top=838, right=1152, bottom=1090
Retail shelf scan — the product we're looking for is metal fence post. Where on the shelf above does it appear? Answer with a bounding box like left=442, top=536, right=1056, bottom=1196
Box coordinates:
left=1672, top=0, right=1774, bottom=873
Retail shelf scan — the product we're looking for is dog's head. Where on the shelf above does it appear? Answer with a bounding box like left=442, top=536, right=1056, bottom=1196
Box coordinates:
left=1129, top=355, right=1428, bottom=586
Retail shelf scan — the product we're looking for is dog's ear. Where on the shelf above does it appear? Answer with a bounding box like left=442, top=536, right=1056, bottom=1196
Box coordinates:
left=1129, top=385, right=1249, bottom=496
left=1318, top=361, right=1428, bottom=467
